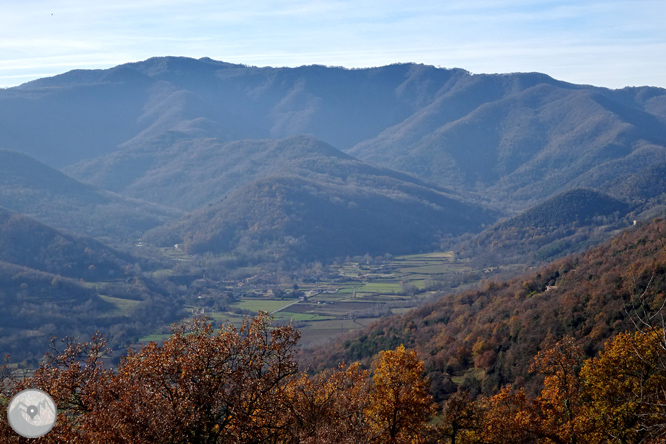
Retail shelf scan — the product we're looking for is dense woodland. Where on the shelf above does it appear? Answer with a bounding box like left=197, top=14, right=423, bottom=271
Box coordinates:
left=2, top=310, right=666, bottom=443
left=144, top=171, right=495, bottom=261
left=303, top=218, right=666, bottom=404
left=2, top=58, right=666, bottom=442
left=457, top=188, right=634, bottom=266
left=0, top=149, right=179, bottom=242
left=0, top=207, right=134, bottom=279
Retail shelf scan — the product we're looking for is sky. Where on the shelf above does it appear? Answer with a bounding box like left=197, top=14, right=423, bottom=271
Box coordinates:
left=1, top=0, right=665, bottom=89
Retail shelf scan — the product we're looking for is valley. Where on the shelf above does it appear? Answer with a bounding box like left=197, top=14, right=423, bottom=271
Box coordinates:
left=2, top=58, right=666, bottom=442
left=133, top=248, right=522, bottom=346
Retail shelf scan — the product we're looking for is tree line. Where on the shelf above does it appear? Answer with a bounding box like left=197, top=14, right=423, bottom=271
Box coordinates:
left=2, top=312, right=666, bottom=443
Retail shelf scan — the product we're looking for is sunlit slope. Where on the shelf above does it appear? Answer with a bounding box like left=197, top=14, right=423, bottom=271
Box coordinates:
left=302, top=218, right=666, bottom=400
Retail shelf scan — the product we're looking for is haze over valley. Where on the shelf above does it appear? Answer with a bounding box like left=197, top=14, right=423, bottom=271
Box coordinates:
left=3, top=56, right=666, bottom=442
left=1, top=58, right=665, bottom=356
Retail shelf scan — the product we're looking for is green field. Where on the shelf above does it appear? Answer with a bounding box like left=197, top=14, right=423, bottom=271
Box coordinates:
left=298, top=318, right=376, bottom=345
left=152, top=269, right=173, bottom=279
left=140, top=250, right=496, bottom=347
left=230, top=299, right=297, bottom=313
left=205, top=311, right=247, bottom=325
left=399, top=252, right=455, bottom=260
left=273, top=312, right=336, bottom=322
left=99, top=295, right=141, bottom=316
left=354, top=282, right=403, bottom=293
left=139, top=333, right=171, bottom=343
left=400, top=264, right=461, bottom=274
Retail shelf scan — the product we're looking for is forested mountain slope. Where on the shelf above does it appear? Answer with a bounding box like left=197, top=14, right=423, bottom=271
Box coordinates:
left=0, top=206, right=132, bottom=279
left=64, top=135, right=445, bottom=212
left=143, top=146, right=498, bottom=260
left=458, top=188, right=634, bottom=264
left=0, top=260, right=108, bottom=364
left=0, top=149, right=180, bottom=240
left=301, top=218, right=666, bottom=401
left=0, top=205, right=185, bottom=363
left=349, top=80, right=666, bottom=207
left=1, top=57, right=665, bottom=214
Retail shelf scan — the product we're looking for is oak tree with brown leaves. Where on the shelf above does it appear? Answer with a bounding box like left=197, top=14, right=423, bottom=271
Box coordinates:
left=365, top=344, right=437, bottom=443
left=1, top=313, right=300, bottom=444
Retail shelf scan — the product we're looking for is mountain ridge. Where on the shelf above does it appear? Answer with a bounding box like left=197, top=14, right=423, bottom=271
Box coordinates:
left=457, top=188, right=633, bottom=265
left=301, top=218, right=666, bottom=400
left=64, top=135, right=478, bottom=212
left=2, top=56, right=666, bottom=263
left=0, top=206, right=132, bottom=279
left=3, top=57, right=665, bottom=216
left=142, top=143, right=499, bottom=260
left=0, top=149, right=181, bottom=240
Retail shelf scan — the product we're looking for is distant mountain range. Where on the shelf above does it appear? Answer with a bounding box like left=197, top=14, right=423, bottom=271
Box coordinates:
left=458, top=188, right=633, bottom=265
left=66, top=135, right=370, bottom=211
left=1, top=56, right=666, bottom=260
left=0, top=206, right=132, bottom=278
left=142, top=138, right=497, bottom=259
left=349, top=76, right=666, bottom=207
left=0, top=149, right=180, bottom=241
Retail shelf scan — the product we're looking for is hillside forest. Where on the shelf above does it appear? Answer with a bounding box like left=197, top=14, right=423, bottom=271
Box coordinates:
left=2, top=58, right=666, bottom=442
left=1, top=306, right=666, bottom=442
left=3, top=219, right=666, bottom=443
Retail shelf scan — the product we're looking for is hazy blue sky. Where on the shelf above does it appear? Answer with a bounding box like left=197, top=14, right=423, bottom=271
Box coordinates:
left=1, top=0, right=665, bottom=88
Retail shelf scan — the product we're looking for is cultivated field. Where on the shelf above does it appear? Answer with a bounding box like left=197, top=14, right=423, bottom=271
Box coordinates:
left=134, top=250, right=518, bottom=345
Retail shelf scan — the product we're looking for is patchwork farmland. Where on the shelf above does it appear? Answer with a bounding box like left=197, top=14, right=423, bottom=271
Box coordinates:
left=135, top=251, right=519, bottom=346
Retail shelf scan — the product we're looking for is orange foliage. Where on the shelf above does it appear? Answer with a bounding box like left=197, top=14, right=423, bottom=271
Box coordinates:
left=0, top=317, right=439, bottom=444
left=284, top=362, right=372, bottom=443
left=365, top=345, right=437, bottom=443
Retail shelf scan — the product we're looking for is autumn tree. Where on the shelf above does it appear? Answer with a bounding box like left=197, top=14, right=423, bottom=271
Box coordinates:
left=365, top=344, right=437, bottom=443
left=1, top=317, right=444, bottom=444
left=435, top=389, right=484, bottom=444
left=479, top=386, right=539, bottom=444
left=0, top=333, right=113, bottom=443
left=581, top=329, right=666, bottom=443
left=103, top=313, right=300, bottom=443
left=468, top=338, right=589, bottom=444
left=528, top=337, right=590, bottom=443
left=1, top=314, right=300, bottom=444
left=284, top=362, right=372, bottom=443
